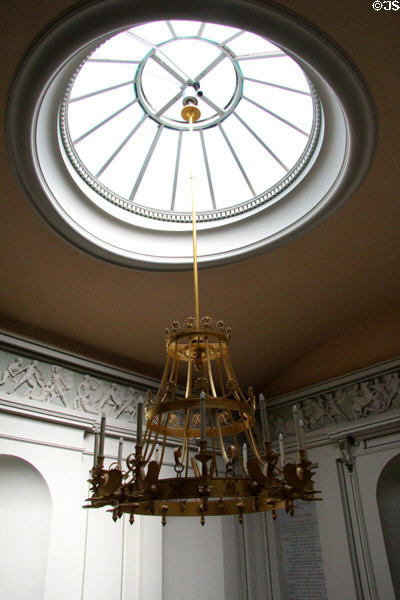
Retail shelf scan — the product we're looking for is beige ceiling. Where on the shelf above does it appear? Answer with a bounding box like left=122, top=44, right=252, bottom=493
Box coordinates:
left=1, top=0, right=399, bottom=397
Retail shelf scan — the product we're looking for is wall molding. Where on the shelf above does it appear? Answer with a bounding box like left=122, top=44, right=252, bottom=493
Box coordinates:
left=266, top=357, right=400, bottom=447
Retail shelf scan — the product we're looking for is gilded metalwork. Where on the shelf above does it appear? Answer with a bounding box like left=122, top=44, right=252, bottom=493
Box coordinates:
left=86, top=317, right=320, bottom=525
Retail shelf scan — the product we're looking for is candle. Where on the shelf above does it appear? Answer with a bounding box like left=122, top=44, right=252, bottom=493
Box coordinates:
left=98, top=414, right=106, bottom=457
left=118, top=437, right=123, bottom=467
left=278, top=433, right=285, bottom=466
left=155, top=443, right=160, bottom=463
left=93, top=427, right=99, bottom=467
left=299, top=419, right=307, bottom=453
left=200, top=391, right=207, bottom=442
left=136, top=397, right=144, bottom=446
left=293, top=405, right=302, bottom=449
left=259, top=394, right=270, bottom=443
left=242, top=442, right=248, bottom=473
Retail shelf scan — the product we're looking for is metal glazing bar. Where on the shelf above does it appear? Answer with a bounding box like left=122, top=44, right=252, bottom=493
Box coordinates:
left=156, top=91, right=183, bottom=117
left=194, top=52, right=226, bottom=82
left=96, top=113, right=147, bottom=178
left=196, top=23, right=206, bottom=38
left=166, top=20, right=177, bottom=38
left=221, top=30, right=244, bottom=45
left=150, top=53, right=186, bottom=85
left=218, top=123, right=256, bottom=195
left=129, top=125, right=164, bottom=200
left=233, top=112, right=289, bottom=172
left=70, top=80, right=134, bottom=103
left=199, top=130, right=216, bottom=209
left=243, top=96, right=308, bottom=136
left=88, top=58, right=141, bottom=64
left=170, top=131, right=182, bottom=211
left=200, top=94, right=224, bottom=115
left=235, top=51, right=285, bottom=61
left=243, top=76, right=311, bottom=96
left=73, top=99, right=137, bottom=144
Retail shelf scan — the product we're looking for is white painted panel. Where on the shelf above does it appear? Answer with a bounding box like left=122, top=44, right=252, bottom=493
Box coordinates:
left=163, top=516, right=225, bottom=600
left=83, top=506, right=124, bottom=600
left=356, top=445, right=398, bottom=600
left=140, top=516, right=162, bottom=600
left=308, top=445, right=358, bottom=600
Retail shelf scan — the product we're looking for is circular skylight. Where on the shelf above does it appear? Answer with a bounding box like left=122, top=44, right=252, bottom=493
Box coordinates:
left=60, top=20, right=320, bottom=223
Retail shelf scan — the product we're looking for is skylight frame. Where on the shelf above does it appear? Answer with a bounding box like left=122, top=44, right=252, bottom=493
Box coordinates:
left=59, top=20, right=322, bottom=224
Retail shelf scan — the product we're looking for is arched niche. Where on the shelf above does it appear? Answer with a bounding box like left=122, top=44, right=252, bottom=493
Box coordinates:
left=377, top=453, right=400, bottom=599
left=0, top=455, right=52, bottom=600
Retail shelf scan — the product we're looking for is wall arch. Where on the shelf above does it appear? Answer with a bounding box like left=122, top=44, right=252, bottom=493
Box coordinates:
left=377, top=453, right=400, bottom=599
left=0, top=454, right=52, bottom=600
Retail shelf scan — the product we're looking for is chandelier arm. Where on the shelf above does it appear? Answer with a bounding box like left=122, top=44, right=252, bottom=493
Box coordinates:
left=205, top=336, right=218, bottom=396
left=215, top=409, right=229, bottom=463
left=181, top=408, right=191, bottom=468
left=143, top=420, right=160, bottom=463
left=142, top=424, right=151, bottom=458
left=215, top=354, right=226, bottom=397
left=229, top=410, right=247, bottom=476
left=210, top=414, right=220, bottom=476
left=158, top=414, right=170, bottom=467
left=238, top=411, right=262, bottom=462
left=156, top=352, right=172, bottom=400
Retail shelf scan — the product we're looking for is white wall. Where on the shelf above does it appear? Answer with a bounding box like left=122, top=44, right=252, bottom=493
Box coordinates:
left=0, top=455, right=52, bottom=600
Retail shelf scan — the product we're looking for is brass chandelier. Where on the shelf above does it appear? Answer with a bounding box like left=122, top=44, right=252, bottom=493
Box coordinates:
left=85, top=95, right=320, bottom=526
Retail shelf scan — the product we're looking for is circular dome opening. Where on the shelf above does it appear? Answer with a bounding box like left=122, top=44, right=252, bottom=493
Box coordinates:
left=60, top=20, right=320, bottom=224
left=7, top=0, right=375, bottom=270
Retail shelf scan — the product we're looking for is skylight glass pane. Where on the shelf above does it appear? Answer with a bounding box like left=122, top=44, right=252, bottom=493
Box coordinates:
left=200, top=59, right=237, bottom=111
left=222, top=116, right=286, bottom=194
left=134, top=127, right=177, bottom=211
left=243, top=79, right=313, bottom=133
left=97, top=117, right=157, bottom=198
left=236, top=101, right=306, bottom=167
left=240, top=56, right=309, bottom=92
left=128, top=21, right=171, bottom=45
left=69, top=62, right=136, bottom=98
left=68, top=85, right=134, bottom=141
left=70, top=102, right=144, bottom=176
left=170, top=20, right=203, bottom=37
left=93, top=32, right=146, bottom=61
left=201, top=23, right=241, bottom=43
left=203, top=126, right=252, bottom=208
left=174, top=131, right=212, bottom=212
left=226, top=31, right=280, bottom=56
